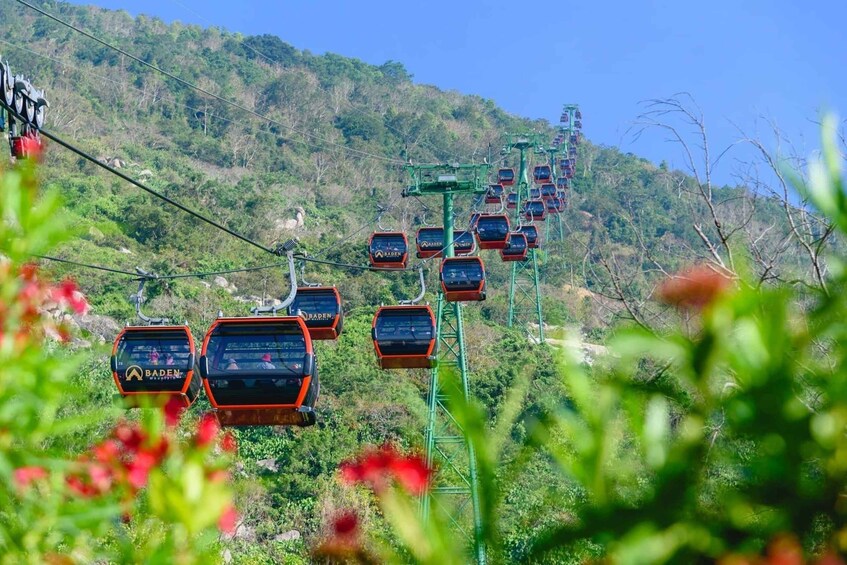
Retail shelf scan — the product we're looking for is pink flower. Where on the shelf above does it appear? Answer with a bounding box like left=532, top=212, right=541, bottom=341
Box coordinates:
left=88, top=463, right=113, bottom=494
left=13, top=466, right=47, bottom=489
left=126, top=450, right=157, bottom=490
left=218, top=504, right=238, bottom=535
left=50, top=279, right=89, bottom=315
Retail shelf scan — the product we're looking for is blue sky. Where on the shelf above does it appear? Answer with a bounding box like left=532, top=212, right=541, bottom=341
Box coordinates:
left=74, top=0, right=845, bottom=185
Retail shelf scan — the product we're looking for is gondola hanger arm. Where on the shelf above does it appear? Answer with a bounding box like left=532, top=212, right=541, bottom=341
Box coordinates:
left=252, top=240, right=298, bottom=316
left=132, top=268, right=169, bottom=325
left=399, top=265, right=426, bottom=306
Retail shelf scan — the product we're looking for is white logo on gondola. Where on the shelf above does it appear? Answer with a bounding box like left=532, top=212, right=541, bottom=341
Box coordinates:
left=126, top=365, right=144, bottom=381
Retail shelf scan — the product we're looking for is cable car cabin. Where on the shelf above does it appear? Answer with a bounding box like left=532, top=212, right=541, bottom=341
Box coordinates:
left=506, top=192, right=518, bottom=210
left=111, top=326, right=201, bottom=408
left=533, top=165, right=552, bottom=184
left=524, top=199, right=547, bottom=221
left=541, top=183, right=557, bottom=199
left=199, top=317, right=319, bottom=427
left=372, top=306, right=436, bottom=369
left=546, top=198, right=563, bottom=214
left=569, top=135, right=578, bottom=146
left=486, top=184, right=504, bottom=204
left=368, top=232, right=409, bottom=269
left=288, top=287, right=343, bottom=340
left=453, top=230, right=477, bottom=256
left=575, top=120, right=582, bottom=129
left=475, top=214, right=511, bottom=249
left=469, top=212, right=481, bottom=231
left=500, top=233, right=528, bottom=262
left=560, top=112, right=569, bottom=123
left=440, top=257, right=486, bottom=302
left=557, top=197, right=567, bottom=213
left=530, top=187, right=541, bottom=200
left=519, top=225, right=540, bottom=249
left=416, top=227, right=445, bottom=259
left=575, top=110, right=582, bottom=120
left=497, top=168, right=515, bottom=186
left=556, top=177, right=569, bottom=190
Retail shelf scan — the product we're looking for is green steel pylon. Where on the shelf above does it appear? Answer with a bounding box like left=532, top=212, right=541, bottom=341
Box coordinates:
left=502, top=134, right=545, bottom=344
left=404, top=164, right=488, bottom=564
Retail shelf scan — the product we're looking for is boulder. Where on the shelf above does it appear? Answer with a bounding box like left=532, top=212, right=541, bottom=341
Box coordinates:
left=74, top=313, right=123, bottom=342
left=275, top=530, right=301, bottom=542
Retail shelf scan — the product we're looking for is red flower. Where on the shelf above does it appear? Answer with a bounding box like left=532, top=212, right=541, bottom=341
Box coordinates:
left=14, top=466, right=47, bottom=489
left=218, top=504, right=238, bottom=535
left=332, top=510, right=359, bottom=537
left=93, top=440, right=120, bottom=464
left=66, top=475, right=97, bottom=498
left=339, top=445, right=433, bottom=495
left=114, top=423, right=145, bottom=453
left=163, top=396, right=185, bottom=427
left=19, top=263, right=38, bottom=281
left=207, top=469, right=230, bottom=483
left=656, top=264, right=731, bottom=312
left=221, top=431, right=238, bottom=454
left=50, top=279, right=89, bottom=315
left=389, top=454, right=431, bottom=495
left=126, top=450, right=157, bottom=490
left=196, top=413, right=220, bottom=447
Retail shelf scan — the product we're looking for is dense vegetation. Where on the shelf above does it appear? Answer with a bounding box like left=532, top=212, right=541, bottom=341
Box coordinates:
left=2, top=1, right=845, bottom=563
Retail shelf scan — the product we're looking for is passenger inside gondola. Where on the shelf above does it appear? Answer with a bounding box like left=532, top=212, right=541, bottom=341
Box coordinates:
left=443, top=259, right=484, bottom=291
left=115, top=335, right=193, bottom=392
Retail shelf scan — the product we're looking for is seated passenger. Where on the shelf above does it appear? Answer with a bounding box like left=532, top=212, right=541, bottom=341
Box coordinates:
left=258, top=353, right=276, bottom=370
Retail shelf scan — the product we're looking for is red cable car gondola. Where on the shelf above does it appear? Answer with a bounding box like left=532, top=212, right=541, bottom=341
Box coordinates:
left=530, top=187, right=541, bottom=200
left=575, top=109, right=582, bottom=120
left=199, top=316, right=319, bottom=427
left=486, top=184, right=504, bottom=204
left=524, top=199, right=547, bottom=222
left=111, top=325, right=201, bottom=408
left=506, top=192, right=518, bottom=210
left=453, top=230, right=477, bottom=256
left=519, top=225, right=539, bottom=249
left=372, top=306, right=437, bottom=369
left=416, top=227, right=444, bottom=259
left=497, top=168, right=515, bottom=186
left=475, top=214, right=511, bottom=249
left=288, top=286, right=343, bottom=340
left=500, top=233, right=528, bottom=262
left=556, top=177, right=568, bottom=190
left=546, top=198, right=563, bottom=215
left=368, top=232, right=409, bottom=269
left=533, top=165, right=552, bottom=184
left=540, top=183, right=557, bottom=199
left=440, top=257, right=486, bottom=302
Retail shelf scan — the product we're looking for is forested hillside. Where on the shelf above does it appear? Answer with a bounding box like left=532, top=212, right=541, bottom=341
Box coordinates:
left=1, top=1, right=841, bottom=562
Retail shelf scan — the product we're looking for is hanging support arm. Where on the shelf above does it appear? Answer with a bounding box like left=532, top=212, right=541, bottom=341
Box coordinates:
left=251, top=239, right=298, bottom=316
left=132, top=269, right=168, bottom=325
left=399, top=265, right=426, bottom=306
